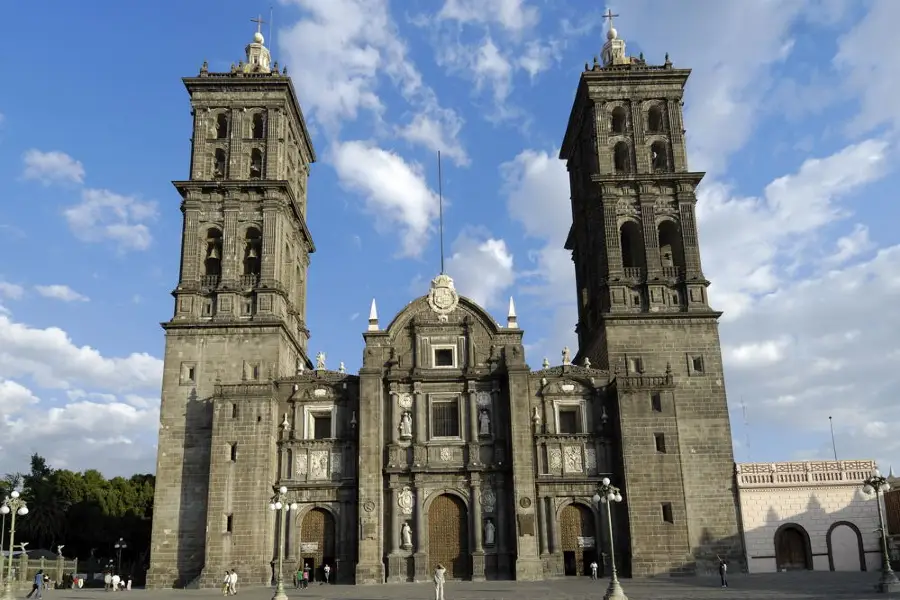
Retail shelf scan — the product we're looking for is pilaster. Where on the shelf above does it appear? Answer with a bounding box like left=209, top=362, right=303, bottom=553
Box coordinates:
left=471, top=477, right=485, bottom=581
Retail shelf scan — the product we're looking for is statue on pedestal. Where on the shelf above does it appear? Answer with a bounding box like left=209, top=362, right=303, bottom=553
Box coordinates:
left=478, top=409, right=491, bottom=436
left=399, top=411, right=413, bottom=439
left=401, top=522, right=413, bottom=548
left=484, top=519, right=496, bottom=546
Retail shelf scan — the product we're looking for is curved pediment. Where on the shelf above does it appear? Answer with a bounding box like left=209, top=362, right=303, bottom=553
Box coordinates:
left=384, top=273, right=504, bottom=338
left=539, top=378, right=592, bottom=396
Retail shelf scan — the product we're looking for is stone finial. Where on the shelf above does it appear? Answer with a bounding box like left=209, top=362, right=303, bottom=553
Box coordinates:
left=583, top=357, right=592, bottom=369
left=562, top=346, right=571, bottom=366
left=664, top=52, right=672, bottom=68
left=368, top=298, right=379, bottom=331
left=891, top=465, right=896, bottom=479
left=339, top=361, right=346, bottom=374
left=200, top=60, right=209, bottom=75
left=350, top=411, right=358, bottom=429
left=281, top=413, right=290, bottom=429
left=542, top=357, right=550, bottom=369
left=507, top=296, right=518, bottom=328
left=315, top=351, right=326, bottom=370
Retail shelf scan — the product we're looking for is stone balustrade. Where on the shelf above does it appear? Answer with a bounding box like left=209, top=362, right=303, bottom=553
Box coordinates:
left=736, top=459, right=876, bottom=488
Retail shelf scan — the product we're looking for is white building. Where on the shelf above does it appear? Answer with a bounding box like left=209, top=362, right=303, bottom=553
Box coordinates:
left=736, top=459, right=883, bottom=573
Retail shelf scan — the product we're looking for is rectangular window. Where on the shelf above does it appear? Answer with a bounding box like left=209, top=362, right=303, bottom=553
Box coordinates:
left=651, top=392, right=662, bottom=412
left=225, top=514, right=233, bottom=533
left=661, top=502, right=674, bottom=523
left=432, top=399, right=460, bottom=437
left=654, top=433, right=667, bottom=453
left=558, top=408, right=581, bottom=434
left=229, top=443, right=237, bottom=462
left=231, top=403, right=238, bottom=418
left=312, top=414, right=332, bottom=439
left=628, top=356, right=644, bottom=374
left=690, top=355, right=705, bottom=374
left=432, top=346, right=456, bottom=368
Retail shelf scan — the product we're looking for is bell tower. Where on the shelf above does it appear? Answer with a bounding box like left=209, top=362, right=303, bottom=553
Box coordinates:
left=559, top=13, right=743, bottom=576
left=147, top=24, right=317, bottom=588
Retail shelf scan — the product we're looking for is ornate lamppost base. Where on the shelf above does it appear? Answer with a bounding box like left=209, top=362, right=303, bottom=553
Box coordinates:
left=271, top=581, right=289, bottom=600
left=604, top=578, right=628, bottom=600
left=876, top=570, right=900, bottom=594
left=1, top=580, right=16, bottom=600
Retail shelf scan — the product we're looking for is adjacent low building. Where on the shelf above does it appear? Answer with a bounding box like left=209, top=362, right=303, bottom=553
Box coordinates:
left=736, top=459, right=883, bottom=573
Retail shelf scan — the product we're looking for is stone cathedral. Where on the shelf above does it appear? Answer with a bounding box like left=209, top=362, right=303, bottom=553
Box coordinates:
left=147, top=22, right=743, bottom=588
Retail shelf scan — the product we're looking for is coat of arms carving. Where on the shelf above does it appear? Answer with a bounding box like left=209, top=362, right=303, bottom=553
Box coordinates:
left=427, top=273, right=459, bottom=322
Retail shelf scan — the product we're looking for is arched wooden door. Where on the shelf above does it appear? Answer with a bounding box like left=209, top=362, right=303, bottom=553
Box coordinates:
left=299, top=508, right=336, bottom=581
left=560, top=504, right=596, bottom=576
left=775, top=525, right=811, bottom=571
left=428, top=494, right=470, bottom=579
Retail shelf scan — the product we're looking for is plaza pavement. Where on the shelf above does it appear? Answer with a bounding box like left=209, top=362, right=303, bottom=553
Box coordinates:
left=31, top=572, right=900, bottom=600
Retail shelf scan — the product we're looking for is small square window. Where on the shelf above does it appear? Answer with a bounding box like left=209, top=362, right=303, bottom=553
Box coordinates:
left=242, top=301, right=252, bottom=315
left=229, top=443, right=237, bottom=462
left=558, top=408, right=581, bottom=434
left=312, top=414, right=332, bottom=439
left=433, top=346, right=456, bottom=368
left=654, top=433, right=667, bottom=453
left=651, top=392, right=662, bottom=412
left=689, top=354, right=705, bottom=375
left=661, top=502, right=674, bottom=523
left=180, top=362, right=197, bottom=385
left=225, top=514, right=233, bottom=533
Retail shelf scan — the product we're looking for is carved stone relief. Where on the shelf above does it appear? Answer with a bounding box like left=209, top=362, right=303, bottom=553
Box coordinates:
left=440, top=447, right=452, bottom=462
left=475, top=391, right=492, bottom=408
left=331, top=450, right=342, bottom=475
left=548, top=448, right=562, bottom=470
left=564, top=446, right=583, bottom=473
left=398, top=393, right=413, bottom=409
left=481, top=488, right=496, bottom=514
left=617, top=198, right=638, bottom=218
left=296, top=453, right=308, bottom=476
left=585, top=447, right=597, bottom=474
left=309, top=450, right=328, bottom=479
left=398, top=486, right=414, bottom=515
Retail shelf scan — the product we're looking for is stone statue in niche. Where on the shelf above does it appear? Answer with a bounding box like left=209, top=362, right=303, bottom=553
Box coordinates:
left=532, top=406, right=541, bottom=427
left=401, top=522, right=413, bottom=548
left=484, top=519, right=496, bottom=546
left=399, top=411, right=413, bottom=439
left=478, top=409, right=491, bottom=437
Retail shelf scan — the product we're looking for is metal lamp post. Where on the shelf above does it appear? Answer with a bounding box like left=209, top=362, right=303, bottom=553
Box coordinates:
left=0, top=492, right=29, bottom=600
left=863, top=468, right=900, bottom=593
left=269, top=486, right=297, bottom=600
left=114, top=538, right=127, bottom=574
left=0, top=501, right=7, bottom=585
left=593, top=478, right=627, bottom=600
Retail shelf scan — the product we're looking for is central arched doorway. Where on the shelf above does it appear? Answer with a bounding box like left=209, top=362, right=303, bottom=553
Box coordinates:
left=299, top=508, right=336, bottom=582
left=560, top=504, right=597, bottom=576
left=774, top=524, right=812, bottom=571
left=428, top=494, right=470, bottom=579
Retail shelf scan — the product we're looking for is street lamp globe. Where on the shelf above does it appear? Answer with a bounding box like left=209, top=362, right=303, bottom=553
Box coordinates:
left=614, top=493, right=623, bottom=502
left=289, top=503, right=298, bottom=511
left=864, top=484, right=874, bottom=495
left=274, top=501, right=283, bottom=510
left=279, top=486, right=288, bottom=494
left=602, top=477, right=611, bottom=486
left=0, top=506, right=8, bottom=515
left=9, top=491, right=18, bottom=499
left=17, top=507, right=27, bottom=516
left=269, top=503, right=276, bottom=511
left=592, top=493, right=602, bottom=505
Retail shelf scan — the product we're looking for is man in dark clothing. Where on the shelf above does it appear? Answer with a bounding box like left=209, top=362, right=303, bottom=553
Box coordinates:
left=717, top=555, right=728, bottom=588
left=26, top=570, right=43, bottom=599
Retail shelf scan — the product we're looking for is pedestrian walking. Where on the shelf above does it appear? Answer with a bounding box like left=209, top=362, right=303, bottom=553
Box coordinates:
left=717, top=555, right=728, bottom=588
left=27, top=570, right=44, bottom=599
left=433, top=563, right=446, bottom=600
left=227, top=569, right=238, bottom=595
left=323, top=563, right=331, bottom=584
left=590, top=560, right=598, bottom=580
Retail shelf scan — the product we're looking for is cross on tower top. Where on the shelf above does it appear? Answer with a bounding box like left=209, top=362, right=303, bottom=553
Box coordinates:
left=251, top=15, right=266, bottom=35
left=602, top=8, right=619, bottom=29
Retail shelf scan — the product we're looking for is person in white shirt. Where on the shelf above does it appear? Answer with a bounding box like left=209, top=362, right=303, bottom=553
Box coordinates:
left=323, top=564, right=331, bottom=584
left=590, top=561, right=598, bottom=580
left=433, top=564, right=446, bottom=600
left=111, top=574, right=121, bottom=592
left=228, top=569, right=238, bottom=595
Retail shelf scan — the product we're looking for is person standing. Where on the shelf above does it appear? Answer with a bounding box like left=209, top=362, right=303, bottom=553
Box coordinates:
left=589, top=560, right=598, bottom=580
left=228, top=569, right=238, bottom=595
left=717, top=555, right=728, bottom=588
left=26, top=570, right=43, bottom=599
left=323, top=563, right=331, bottom=584
left=221, top=571, right=230, bottom=596
left=433, top=564, right=446, bottom=600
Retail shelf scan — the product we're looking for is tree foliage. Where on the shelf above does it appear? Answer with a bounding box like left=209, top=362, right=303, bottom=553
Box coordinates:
left=2, top=454, right=154, bottom=582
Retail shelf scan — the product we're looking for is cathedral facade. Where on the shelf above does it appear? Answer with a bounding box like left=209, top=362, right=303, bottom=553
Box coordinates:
left=146, top=23, right=743, bottom=588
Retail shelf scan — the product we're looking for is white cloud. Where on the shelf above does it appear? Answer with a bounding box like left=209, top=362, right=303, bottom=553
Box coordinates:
left=0, top=313, right=163, bottom=392
left=22, top=149, right=85, bottom=185
left=280, top=0, right=467, bottom=162
left=437, top=0, right=539, bottom=32
left=331, top=141, right=440, bottom=257
left=0, top=282, right=24, bottom=300
left=35, top=284, right=90, bottom=303
left=825, top=224, right=874, bottom=267
left=63, top=188, right=158, bottom=252
left=445, top=228, right=515, bottom=310
left=0, top=380, right=159, bottom=476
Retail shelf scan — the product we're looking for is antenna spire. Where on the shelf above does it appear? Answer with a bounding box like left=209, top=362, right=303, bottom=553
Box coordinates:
left=438, top=151, right=445, bottom=274
left=829, top=416, right=839, bottom=461
left=268, top=6, right=273, bottom=45
left=740, top=397, right=751, bottom=462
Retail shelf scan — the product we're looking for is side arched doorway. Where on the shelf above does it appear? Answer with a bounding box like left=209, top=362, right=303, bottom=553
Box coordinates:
left=774, top=523, right=812, bottom=571
left=828, top=522, right=865, bottom=571
left=299, top=508, right=336, bottom=582
left=428, top=494, right=470, bottom=579
left=560, top=504, right=597, bottom=576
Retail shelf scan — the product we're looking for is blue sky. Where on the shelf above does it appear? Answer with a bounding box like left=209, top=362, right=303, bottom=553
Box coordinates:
left=1, top=0, right=899, bottom=477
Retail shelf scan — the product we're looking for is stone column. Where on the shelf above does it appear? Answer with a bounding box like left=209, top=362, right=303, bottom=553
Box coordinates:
left=468, top=386, right=478, bottom=441
left=391, top=488, right=401, bottom=554
left=471, top=480, right=485, bottom=581
left=223, top=203, right=239, bottom=283
left=261, top=205, right=278, bottom=283
left=413, top=387, right=425, bottom=443
left=594, top=503, right=606, bottom=577
left=545, top=497, right=557, bottom=554
left=496, top=484, right=510, bottom=576
left=182, top=208, right=200, bottom=284
left=538, top=495, right=549, bottom=554
left=390, top=391, right=400, bottom=444
left=413, top=485, right=428, bottom=582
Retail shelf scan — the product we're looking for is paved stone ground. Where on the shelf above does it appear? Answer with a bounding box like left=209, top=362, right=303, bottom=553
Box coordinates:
left=26, top=573, right=900, bottom=600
